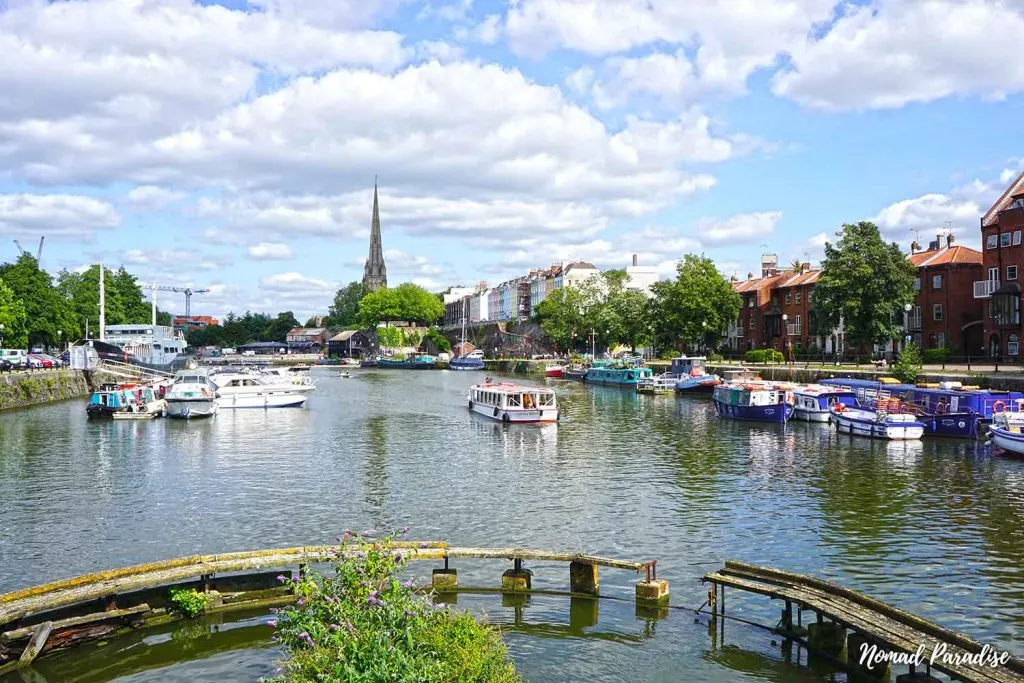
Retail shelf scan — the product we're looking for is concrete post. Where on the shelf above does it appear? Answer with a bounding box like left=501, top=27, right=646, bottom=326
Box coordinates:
left=501, top=568, right=533, bottom=591
left=432, top=568, right=458, bottom=590
left=569, top=561, right=599, bottom=595
left=635, top=579, right=670, bottom=605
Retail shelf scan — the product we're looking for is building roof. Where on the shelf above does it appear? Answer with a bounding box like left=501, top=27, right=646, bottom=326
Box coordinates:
left=287, top=327, right=326, bottom=336
left=329, top=330, right=363, bottom=342
left=983, top=170, right=1024, bottom=227
left=564, top=261, right=597, bottom=271
left=907, top=245, right=982, bottom=268
left=775, top=269, right=820, bottom=288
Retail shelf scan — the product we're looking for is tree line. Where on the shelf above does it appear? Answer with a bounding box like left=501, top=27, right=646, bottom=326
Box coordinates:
left=0, top=254, right=172, bottom=349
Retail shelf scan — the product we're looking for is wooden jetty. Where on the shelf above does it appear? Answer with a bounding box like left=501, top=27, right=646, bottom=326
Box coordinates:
left=0, top=543, right=663, bottom=671
left=703, top=560, right=1024, bottom=683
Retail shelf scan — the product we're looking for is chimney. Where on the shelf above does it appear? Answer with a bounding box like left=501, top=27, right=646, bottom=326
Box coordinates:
left=801, top=262, right=811, bottom=273
left=632, top=253, right=638, bottom=267
left=747, top=272, right=753, bottom=281
left=947, top=234, right=955, bottom=247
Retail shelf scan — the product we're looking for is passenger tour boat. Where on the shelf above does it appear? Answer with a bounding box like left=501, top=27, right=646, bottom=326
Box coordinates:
left=712, top=382, right=795, bottom=423
left=467, top=379, right=558, bottom=423
left=829, top=400, right=925, bottom=440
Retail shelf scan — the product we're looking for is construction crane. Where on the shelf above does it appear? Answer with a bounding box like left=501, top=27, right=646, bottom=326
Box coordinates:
left=12, top=237, right=44, bottom=265
left=149, top=284, right=210, bottom=325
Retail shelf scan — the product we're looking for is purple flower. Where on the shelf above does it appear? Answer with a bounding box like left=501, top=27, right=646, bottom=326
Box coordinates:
left=296, top=598, right=306, bottom=607
left=276, top=574, right=287, bottom=583
left=361, top=529, right=376, bottom=538
left=368, top=590, right=380, bottom=600
left=335, top=535, right=343, bottom=543
left=401, top=579, right=415, bottom=588
left=419, top=542, right=429, bottom=549
left=394, top=553, right=403, bottom=563
left=434, top=602, right=448, bottom=610
left=299, top=631, right=314, bottom=647
left=400, top=526, right=410, bottom=534
left=329, top=624, right=341, bottom=631
left=266, top=619, right=277, bottom=627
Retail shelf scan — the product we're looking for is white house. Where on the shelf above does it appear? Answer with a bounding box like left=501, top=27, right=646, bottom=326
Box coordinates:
left=625, top=254, right=658, bottom=296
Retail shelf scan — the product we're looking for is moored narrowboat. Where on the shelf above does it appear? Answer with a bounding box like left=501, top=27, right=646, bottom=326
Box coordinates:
left=712, top=382, right=795, bottom=423
left=585, top=365, right=654, bottom=387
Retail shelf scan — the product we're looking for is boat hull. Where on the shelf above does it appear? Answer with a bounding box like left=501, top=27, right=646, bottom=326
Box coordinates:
left=166, top=399, right=218, bottom=419
left=378, top=359, right=437, bottom=369
left=545, top=366, right=564, bottom=378
left=451, top=358, right=485, bottom=371
left=675, top=375, right=721, bottom=394
left=468, top=401, right=557, bottom=423
left=831, top=411, right=924, bottom=440
left=918, top=412, right=980, bottom=438
left=714, top=400, right=793, bottom=422
left=989, top=426, right=1024, bottom=456
left=217, top=393, right=307, bottom=409
left=793, top=408, right=831, bottom=423
left=563, top=369, right=586, bottom=381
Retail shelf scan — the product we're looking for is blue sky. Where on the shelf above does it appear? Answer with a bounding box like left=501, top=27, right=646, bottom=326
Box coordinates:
left=1, top=0, right=1023, bottom=320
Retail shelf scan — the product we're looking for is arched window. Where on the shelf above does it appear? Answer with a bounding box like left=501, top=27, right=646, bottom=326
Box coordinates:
left=928, top=333, right=937, bottom=348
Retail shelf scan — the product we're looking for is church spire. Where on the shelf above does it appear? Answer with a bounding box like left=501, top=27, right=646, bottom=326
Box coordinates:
left=362, top=176, right=387, bottom=292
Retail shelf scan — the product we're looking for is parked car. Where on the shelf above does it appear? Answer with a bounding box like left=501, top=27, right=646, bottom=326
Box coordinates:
left=466, top=349, right=485, bottom=359
left=26, top=354, right=53, bottom=369
left=30, top=345, right=44, bottom=354
left=0, top=358, right=13, bottom=373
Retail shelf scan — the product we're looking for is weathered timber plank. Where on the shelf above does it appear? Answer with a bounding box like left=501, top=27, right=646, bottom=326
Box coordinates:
left=724, top=560, right=1024, bottom=674
left=440, top=548, right=645, bottom=571
left=18, top=622, right=51, bottom=666
left=704, top=572, right=1024, bottom=683
left=1, top=605, right=150, bottom=643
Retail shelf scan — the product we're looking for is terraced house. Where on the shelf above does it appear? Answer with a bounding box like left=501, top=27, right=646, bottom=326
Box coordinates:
left=980, top=170, right=1024, bottom=359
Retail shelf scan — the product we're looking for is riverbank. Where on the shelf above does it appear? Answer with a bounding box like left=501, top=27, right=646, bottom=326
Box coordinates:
left=482, top=359, right=1024, bottom=389
left=0, top=369, right=114, bottom=412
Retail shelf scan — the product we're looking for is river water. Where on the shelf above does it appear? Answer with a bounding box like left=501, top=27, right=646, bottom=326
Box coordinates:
left=1, top=368, right=1022, bottom=682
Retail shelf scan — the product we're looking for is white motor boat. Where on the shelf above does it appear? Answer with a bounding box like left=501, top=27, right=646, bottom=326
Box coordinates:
left=986, top=411, right=1024, bottom=456
left=211, top=372, right=308, bottom=409
left=165, top=369, right=219, bottom=419
left=829, top=404, right=925, bottom=440
left=258, top=367, right=316, bottom=392
left=467, top=379, right=558, bottom=423
left=793, top=385, right=858, bottom=422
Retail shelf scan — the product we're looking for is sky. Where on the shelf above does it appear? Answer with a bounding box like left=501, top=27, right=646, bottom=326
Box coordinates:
left=1, top=0, right=1023, bottom=322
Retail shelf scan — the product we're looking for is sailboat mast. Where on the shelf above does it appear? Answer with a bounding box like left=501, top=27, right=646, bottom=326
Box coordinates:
left=98, top=263, right=106, bottom=341
left=151, top=281, right=157, bottom=326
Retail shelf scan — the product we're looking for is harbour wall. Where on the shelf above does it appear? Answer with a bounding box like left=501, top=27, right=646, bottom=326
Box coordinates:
left=0, top=369, right=116, bottom=412
left=483, top=360, right=1024, bottom=390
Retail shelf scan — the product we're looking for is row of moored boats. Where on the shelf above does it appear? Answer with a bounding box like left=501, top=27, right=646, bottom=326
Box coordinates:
left=87, top=366, right=315, bottom=420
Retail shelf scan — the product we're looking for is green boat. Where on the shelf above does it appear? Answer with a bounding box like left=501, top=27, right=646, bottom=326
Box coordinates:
left=377, top=353, right=438, bottom=369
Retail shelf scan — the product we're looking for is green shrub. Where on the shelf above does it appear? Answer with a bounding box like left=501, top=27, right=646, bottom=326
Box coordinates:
left=921, top=348, right=950, bottom=364
left=422, top=329, right=451, bottom=353
left=892, top=342, right=923, bottom=384
left=376, top=327, right=402, bottom=348
left=168, top=587, right=208, bottom=618
left=269, top=530, right=520, bottom=683
left=707, top=353, right=724, bottom=362
left=744, top=349, right=784, bottom=364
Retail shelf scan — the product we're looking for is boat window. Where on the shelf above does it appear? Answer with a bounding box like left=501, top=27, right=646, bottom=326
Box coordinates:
left=508, top=394, right=522, bottom=408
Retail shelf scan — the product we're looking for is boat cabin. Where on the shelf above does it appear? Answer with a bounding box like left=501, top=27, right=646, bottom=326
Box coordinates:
left=470, top=383, right=557, bottom=410
left=670, top=356, right=708, bottom=376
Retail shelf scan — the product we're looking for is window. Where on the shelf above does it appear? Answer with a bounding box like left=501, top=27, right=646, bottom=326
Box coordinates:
left=932, top=274, right=942, bottom=289
left=990, top=267, right=1000, bottom=283
left=784, top=292, right=791, bottom=305
left=795, top=292, right=801, bottom=304
left=937, top=332, right=946, bottom=349
left=1015, top=230, right=1022, bottom=246
left=748, top=297, right=754, bottom=308
left=1011, top=335, right=1020, bottom=356
left=1012, top=197, right=1024, bottom=210
left=913, top=277, right=921, bottom=291
left=928, top=333, right=937, bottom=349
left=1009, top=265, right=1019, bottom=281
left=988, top=234, right=999, bottom=249
left=933, top=303, right=943, bottom=321
left=1002, top=232, right=1012, bottom=247
left=807, top=288, right=814, bottom=302
left=795, top=314, right=802, bottom=331
left=749, top=317, right=755, bottom=329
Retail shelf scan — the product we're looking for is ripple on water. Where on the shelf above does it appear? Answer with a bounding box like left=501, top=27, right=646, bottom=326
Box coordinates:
left=2, top=370, right=1024, bottom=679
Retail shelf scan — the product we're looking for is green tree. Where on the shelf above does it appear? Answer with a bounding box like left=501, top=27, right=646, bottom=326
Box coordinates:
left=326, top=281, right=366, bottom=328
left=0, top=277, right=28, bottom=348
left=262, top=311, right=300, bottom=342
left=814, top=221, right=917, bottom=353
left=607, top=289, right=650, bottom=351
left=892, top=342, right=923, bottom=384
left=57, top=265, right=159, bottom=333
left=358, top=284, right=443, bottom=328
left=535, top=284, right=592, bottom=352
left=0, top=254, right=78, bottom=346
left=647, top=254, right=740, bottom=352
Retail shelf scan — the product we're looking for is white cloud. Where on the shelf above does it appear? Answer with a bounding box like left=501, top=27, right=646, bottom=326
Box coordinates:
left=585, top=50, right=697, bottom=109
left=695, top=211, right=783, bottom=246
left=120, top=247, right=230, bottom=271
left=383, top=248, right=446, bottom=276
left=260, top=272, right=336, bottom=292
left=127, top=185, right=186, bottom=211
left=415, top=40, right=464, bottom=63
left=247, top=242, right=295, bottom=260
left=258, top=271, right=339, bottom=315
left=0, top=193, right=119, bottom=240
left=872, top=193, right=982, bottom=237
left=773, top=0, right=1024, bottom=110
left=453, top=14, right=502, bottom=44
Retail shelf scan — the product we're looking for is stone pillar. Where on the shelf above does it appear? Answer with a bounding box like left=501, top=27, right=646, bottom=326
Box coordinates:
left=846, top=633, right=891, bottom=680
left=635, top=579, right=670, bottom=605
left=569, top=561, right=599, bottom=595
left=501, top=568, right=533, bottom=591
left=807, top=621, right=846, bottom=658
left=432, top=568, right=457, bottom=590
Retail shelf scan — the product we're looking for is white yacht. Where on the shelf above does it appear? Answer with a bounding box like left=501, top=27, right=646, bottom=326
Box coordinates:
left=211, top=372, right=308, bottom=409
left=258, top=366, right=316, bottom=392
left=165, top=368, right=219, bottom=419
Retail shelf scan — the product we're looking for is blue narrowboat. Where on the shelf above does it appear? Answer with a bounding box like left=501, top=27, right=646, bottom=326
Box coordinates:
left=671, top=356, right=722, bottom=394
left=377, top=354, right=438, bottom=369
left=584, top=365, right=654, bottom=387
left=86, top=383, right=136, bottom=417
left=712, top=382, right=795, bottom=423
left=818, top=378, right=1023, bottom=438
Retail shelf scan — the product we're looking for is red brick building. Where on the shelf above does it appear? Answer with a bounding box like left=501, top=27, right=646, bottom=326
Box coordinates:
left=731, top=265, right=826, bottom=354
left=981, top=171, right=1024, bottom=358
left=906, top=237, right=983, bottom=354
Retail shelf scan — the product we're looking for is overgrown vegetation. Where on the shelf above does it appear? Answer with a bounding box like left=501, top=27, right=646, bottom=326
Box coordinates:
left=744, top=349, right=784, bottom=364
left=892, top=342, right=923, bottom=384
left=268, top=530, right=520, bottom=683
left=168, top=587, right=209, bottom=618
left=921, top=348, right=950, bottom=364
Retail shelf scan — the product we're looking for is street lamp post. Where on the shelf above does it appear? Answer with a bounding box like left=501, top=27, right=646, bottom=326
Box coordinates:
left=903, top=303, right=913, bottom=352
left=781, top=314, right=789, bottom=365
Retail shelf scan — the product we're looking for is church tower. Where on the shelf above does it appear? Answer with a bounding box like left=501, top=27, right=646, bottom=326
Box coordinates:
left=362, top=178, right=387, bottom=292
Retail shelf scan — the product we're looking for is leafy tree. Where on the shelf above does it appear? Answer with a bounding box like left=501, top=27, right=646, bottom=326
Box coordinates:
left=57, top=265, right=161, bottom=334
left=892, top=342, right=923, bottom=384
left=263, top=311, right=300, bottom=342
left=535, top=285, right=592, bottom=352
left=814, top=221, right=916, bottom=353
left=607, top=289, right=650, bottom=351
left=0, top=254, right=78, bottom=346
left=0, top=277, right=28, bottom=348
left=358, top=284, right=443, bottom=328
left=326, top=281, right=366, bottom=328
left=647, top=254, right=740, bottom=352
